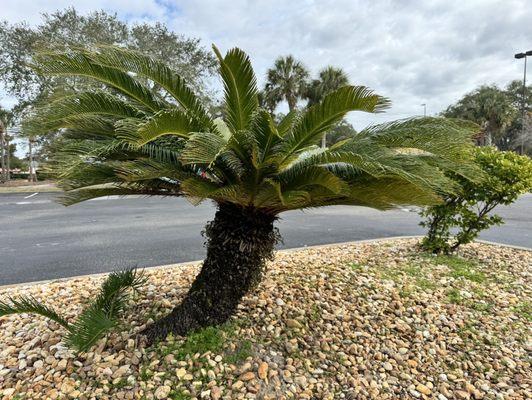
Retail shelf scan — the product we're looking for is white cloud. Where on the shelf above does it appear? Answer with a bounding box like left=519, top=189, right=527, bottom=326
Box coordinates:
left=2, top=0, right=531, bottom=129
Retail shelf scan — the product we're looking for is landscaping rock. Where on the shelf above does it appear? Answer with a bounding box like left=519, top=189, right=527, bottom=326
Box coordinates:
left=0, top=239, right=530, bottom=399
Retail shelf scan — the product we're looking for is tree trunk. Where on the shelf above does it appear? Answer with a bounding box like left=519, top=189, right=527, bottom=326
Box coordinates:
left=287, top=94, right=296, bottom=112
left=5, top=134, right=10, bottom=182
left=0, top=123, right=5, bottom=182
left=28, top=139, right=36, bottom=183
left=141, top=203, right=279, bottom=344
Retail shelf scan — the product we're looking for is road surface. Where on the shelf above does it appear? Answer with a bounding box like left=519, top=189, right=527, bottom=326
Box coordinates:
left=1, top=192, right=530, bottom=285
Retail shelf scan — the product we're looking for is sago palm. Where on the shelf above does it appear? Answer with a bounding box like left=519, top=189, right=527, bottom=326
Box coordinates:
left=27, top=45, right=477, bottom=343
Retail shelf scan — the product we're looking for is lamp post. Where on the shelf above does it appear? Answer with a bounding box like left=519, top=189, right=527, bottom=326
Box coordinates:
left=514, top=50, right=532, bottom=154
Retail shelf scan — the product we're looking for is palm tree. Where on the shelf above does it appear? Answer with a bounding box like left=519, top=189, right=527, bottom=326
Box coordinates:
left=305, top=66, right=350, bottom=147
left=306, top=66, right=349, bottom=107
left=444, top=85, right=515, bottom=147
left=27, top=45, right=477, bottom=343
left=263, top=55, right=309, bottom=112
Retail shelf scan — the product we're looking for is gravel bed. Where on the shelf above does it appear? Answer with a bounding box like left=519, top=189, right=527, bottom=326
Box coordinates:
left=0, top=239, right=530, bottom=399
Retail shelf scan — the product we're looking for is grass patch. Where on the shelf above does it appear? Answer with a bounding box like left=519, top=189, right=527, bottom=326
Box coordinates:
left=225, top=339, right=253, bottom=364
left=415, top=277, right=436, bottom=290
left=513, top=302, right=531, bottom=321
left=157, top=326, right=226, bottom=360
left=403, top=264, right=422, bottom=277
left=139, top=366, right=153, bottom=381
left=378, top=262, right=437, bottom=292
left=446, top=288, right=494, bottom=313
left=150, top=321, right=254, bottom=368
left=169, top=390, right=191, bottom=400
left=110, top=378, right=128, bottom=390
left=428, top=255, right=486, bottom=283
left=447, top=288, right=464, bottom=304
left=350, top=262, right=364, bottom=272
left=309, top=304, right=321, bottom=322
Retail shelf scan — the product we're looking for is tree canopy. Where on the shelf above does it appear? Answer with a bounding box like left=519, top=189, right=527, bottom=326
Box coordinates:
left=443, top=81, right=532, bottom=154
left=0, top=8, right=216, bottom=108
left=263, top=55, right=309, bottom=112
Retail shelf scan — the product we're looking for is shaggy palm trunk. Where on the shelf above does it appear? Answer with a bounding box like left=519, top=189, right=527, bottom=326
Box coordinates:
left=141, top=203, right=278, bottom=344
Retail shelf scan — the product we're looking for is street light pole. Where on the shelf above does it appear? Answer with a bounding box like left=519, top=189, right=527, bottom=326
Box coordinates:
left=515, top=50, right=532, bottom=154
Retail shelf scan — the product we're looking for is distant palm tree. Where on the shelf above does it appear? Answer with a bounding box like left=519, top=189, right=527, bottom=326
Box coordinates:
left=306, top=66, right=350, bottom=147
left=444, top=85, right=515, bottom=146
left=28, top=45, right=477, bottom=343
left=264, top=55, right=309, bottom=112
left=306, top=66, right=349, bottom=107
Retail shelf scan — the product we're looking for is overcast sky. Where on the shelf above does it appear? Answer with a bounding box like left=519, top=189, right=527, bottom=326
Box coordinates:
left=2, top=0, right=531, bottom=131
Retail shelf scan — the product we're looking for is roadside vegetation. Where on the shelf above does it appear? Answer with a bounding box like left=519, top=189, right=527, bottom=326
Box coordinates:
left=420, top=146, right=532, bottom=253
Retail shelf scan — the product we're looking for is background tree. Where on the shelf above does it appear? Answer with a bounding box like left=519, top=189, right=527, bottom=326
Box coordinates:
left=305, top=66, right=349, bottom=147
left=263, top=55, right=309, bottom=112
left=443, top=85, right=515, bottom=147
left=504, top=80, right=532, bottom=154
left=0, top=8, right=216, bottom=105
left=305, top=66, right=349, bottom=107
left=324, top=120, right=358, bottom=147
left=28, top=45, right=477, bottom=343
left=0, top=7, right=217, bottom=163
left=0, top=107, right=15, bottom=181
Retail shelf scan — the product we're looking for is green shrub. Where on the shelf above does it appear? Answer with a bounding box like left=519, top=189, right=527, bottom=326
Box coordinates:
left=0, top=268, right=145, bottom=352
left=420, top=147, right=532, bottom=253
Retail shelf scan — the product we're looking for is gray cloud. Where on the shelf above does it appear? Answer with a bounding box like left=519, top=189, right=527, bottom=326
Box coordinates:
left=2, top=0, right=531, bottom=129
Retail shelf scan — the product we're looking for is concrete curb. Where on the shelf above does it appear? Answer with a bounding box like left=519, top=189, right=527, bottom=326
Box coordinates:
left=1, top=236, right=529, bottom=290
left=475, top=239, right=532, bottom=252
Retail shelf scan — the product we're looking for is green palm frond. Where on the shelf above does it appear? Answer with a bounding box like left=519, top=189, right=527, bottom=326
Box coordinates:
left=59, top=185, right=166, bottom=206
left=65, top=308, right=116, bottom=353
left=121, top=109, right=198, bottom=146
left=26, top=91, right=143, bottom=135
left=346, top=177, right=442, bottom=209
left=55, top=116, right=118, bottom=139
left=0, top=296, right=70, bottom=329
left=180, top=132, right=227, bottom=166
left=29, top=44, right=477, bottom=215
left=213, top=45, right=259, bottom=133
left=279, top=86, right=390, bottom=165
left=68, top=268, right=146, bottom=352
left=250, top=109, right=281, bottom=165
left=88, top=45, right=214, bottom=130
left=277, top=111, right=299, bottom=136
left=0, top=268, right=146, bottom=353
left=278, top=165, right=347, bottom=195
left=92, top=268, right=147, bottom=318
left=32, top=51, right=166, bottom=112
left=355, top=117, right=477, bottom=159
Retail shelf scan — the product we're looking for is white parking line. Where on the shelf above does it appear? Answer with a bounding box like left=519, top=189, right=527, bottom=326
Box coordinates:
left=15, top=200, right=52, bottom=205
left=24, top=192, right=39, bottom=199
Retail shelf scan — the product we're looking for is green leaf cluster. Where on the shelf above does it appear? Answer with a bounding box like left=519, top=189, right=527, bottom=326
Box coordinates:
left=0, top=268, right=146, bottom=352
left=420, top=147, right=532, bottom=253
left=25, top=44, right=479, bottom=214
